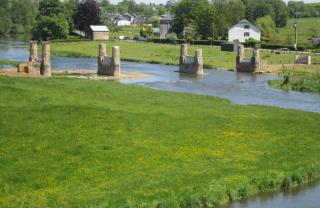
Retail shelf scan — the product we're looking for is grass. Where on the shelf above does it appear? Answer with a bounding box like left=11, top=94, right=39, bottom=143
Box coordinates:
left=0, top=76, right=319, bottom=207
left=272, top=17, right=320, bottom=47
left=269, top=66, right=320, bottom=93
left=0, top=59, right=19, bottom=67
left=50, top=40, right=314, bottom=69
left=110, top=26, right=141, bottom=39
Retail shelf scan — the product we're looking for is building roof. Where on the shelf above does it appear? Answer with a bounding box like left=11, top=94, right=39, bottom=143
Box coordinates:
left=229, top=19, right=260, bottom=32
left=160, top=15, right=173, bottom=21
left=90, top=25, right=109, bottom=32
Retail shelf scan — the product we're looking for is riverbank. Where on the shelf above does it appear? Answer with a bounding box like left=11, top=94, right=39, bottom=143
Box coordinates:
left=50, top=40, right=318, bottom=70
left=268, top=65, right=320, bottom=93
left=0, top=76, right=319, bottom=207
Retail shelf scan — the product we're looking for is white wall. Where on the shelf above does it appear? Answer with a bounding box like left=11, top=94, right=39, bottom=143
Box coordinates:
left=117, top=20, right=131, bottom=26
left=228, top=22, right=261, bottom=43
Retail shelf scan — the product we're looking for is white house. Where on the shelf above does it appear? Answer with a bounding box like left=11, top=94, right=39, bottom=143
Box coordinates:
left=115, top=17, right=132, bottom=26
left=228, top=19, right=261, bottom=43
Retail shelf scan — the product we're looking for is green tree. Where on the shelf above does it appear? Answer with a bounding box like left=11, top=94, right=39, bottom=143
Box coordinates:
left=63, top=0, right=80, bottom=32
left=33, top=0, right=69, bottom=40
left=73, top=0, right=102, bottom=35
left=33, top=14, right=69, bottom=40
left=10, top=0, right=36, bottom=34
left=0, top=0, right=11, bottom=35
left=256, top=15, right=275, bottom=38
left=172, top=0, right=213, bottom=38
left=212, top=0, right=246, bottom=37
left=38, top=0, right=65, bottom=17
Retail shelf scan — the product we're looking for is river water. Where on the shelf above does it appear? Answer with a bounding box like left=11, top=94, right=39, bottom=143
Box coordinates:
left=1, top=41, right=320, bottom=207
left=1, top=40, right=319, bottom=113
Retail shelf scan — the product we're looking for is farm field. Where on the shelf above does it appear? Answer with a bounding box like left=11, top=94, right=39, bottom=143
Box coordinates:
left=50, top=40, right=319, bottom=69
left=272, top=17, right=320, bottom=47
left=0, top=76, right=319, bottom=207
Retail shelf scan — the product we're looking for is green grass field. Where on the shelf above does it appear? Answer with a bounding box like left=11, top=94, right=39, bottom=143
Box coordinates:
left=110, top=26, right=141, bottom=39
left=271, top=17, right=320, bottom=47
left=0, top=76, right=319, bottom=207
left=50, top=40, right=311, bottom=69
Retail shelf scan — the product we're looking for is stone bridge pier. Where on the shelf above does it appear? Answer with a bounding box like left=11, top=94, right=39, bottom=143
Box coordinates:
left=179, top=44, right=203, bottom=75
left=40, top=41, right=51, bottom=76
left=236, top=45, right=261, bottom=73
left=97, top=43, right=121, bottom=76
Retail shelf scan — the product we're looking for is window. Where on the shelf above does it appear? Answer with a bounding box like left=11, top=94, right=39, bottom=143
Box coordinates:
left=244, top=25, right=250, bottom=29
left=244, top=32, right=250, bottom=37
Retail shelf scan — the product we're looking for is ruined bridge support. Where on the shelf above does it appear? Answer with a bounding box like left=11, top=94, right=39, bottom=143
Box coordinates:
left=17, top=41, right=51, bottom=76
left=179, top=44, right=203, bottom=75
left=40, top=41, right=51, bottom=76
left=29, top=40, right=38, bottom=63
left=97, top=43, right=121, bottom=76
left=236, top=45, right=261, bottom=73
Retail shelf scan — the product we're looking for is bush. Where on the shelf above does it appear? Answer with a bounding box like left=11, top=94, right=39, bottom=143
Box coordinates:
left=32, top=14, right=69, bottom=40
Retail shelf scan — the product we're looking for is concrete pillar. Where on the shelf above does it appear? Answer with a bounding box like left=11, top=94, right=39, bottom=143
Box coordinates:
left=98, top=43, right=106, bottom=64
left=112, top=46, right=121, bottom=76
left=97, top=43, right=106, bottom=74
left=195, top=48, right=204, bottom=75
left=236, top=45, right=245, bottom=70
left=252, top=48, right=261, bottom=72
left=40, top=41, right=51, bottom=76
left=237, top=45, right=245, bottom=60
left=180, top=44, right=188, bottom=71
left=29, top=41, right=38, bottom=63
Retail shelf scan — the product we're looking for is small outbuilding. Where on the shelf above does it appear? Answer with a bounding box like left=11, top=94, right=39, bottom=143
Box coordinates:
left=160, top=15, right=173, bottom=38
left=228, top=19, right=261, bottom=43
left=89, top=25, right=109, bottom=41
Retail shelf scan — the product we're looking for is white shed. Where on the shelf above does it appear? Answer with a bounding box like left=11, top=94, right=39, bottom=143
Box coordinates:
left=228, top=19, right=261, bottom=43
left=89, top=25, right=109, bottom=40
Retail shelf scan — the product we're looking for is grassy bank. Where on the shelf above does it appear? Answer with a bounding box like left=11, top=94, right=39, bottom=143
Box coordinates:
left=269, top=68, right=320, bottom=93
left=0, top=59, right=19, bottom=67
left=272, top=17, right=320, bottom=47
left=50, top=41, right=310, bottom=69
left=0, top=76, right=320, bottom=207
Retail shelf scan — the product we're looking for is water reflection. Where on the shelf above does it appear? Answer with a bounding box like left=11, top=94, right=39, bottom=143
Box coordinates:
left=227, top=181, right=320, bottom=208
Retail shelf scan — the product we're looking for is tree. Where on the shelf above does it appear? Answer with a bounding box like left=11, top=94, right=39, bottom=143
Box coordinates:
left=33, top=0, right=69, bottom=40
left=33, top=14, right=69, bottom=40
left=63, top=0, right=80, bottom=32
left=172, top=0, right=213, bottom=38
left=256, top=15, right=275, bottom=38
left=73, top=0, right=102, bottom=35
left=10, top=0, right=36, bottom=34
left=212, top=0, right=246, bottom=37
left=245, top=0, right=288, bottom=27
left=0, top=0, right=11, bottom=35
left=38, top=0, right=65, bottom=17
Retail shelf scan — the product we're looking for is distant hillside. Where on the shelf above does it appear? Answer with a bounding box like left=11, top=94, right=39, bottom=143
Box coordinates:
left=271, top=17, right=320, bottom=47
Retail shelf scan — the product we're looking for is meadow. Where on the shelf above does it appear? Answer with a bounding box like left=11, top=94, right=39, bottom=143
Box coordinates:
left=272, top=17, right=320, bottom=47
left=50, top=40, right=315, bottom=69
left=0, top=76, right=319, bottom=207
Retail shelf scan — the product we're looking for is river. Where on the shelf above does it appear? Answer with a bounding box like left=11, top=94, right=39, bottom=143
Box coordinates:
left=1, top=40, right=320, bottom=207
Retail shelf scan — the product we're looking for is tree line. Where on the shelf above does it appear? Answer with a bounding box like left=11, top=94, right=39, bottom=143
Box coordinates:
left=0, top=0, right=319, bottom=40
left=172, top=0, right=288, bottom=39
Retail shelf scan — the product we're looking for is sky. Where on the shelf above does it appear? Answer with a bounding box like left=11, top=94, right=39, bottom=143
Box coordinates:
left=109, top=0, right=320, bottom=4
